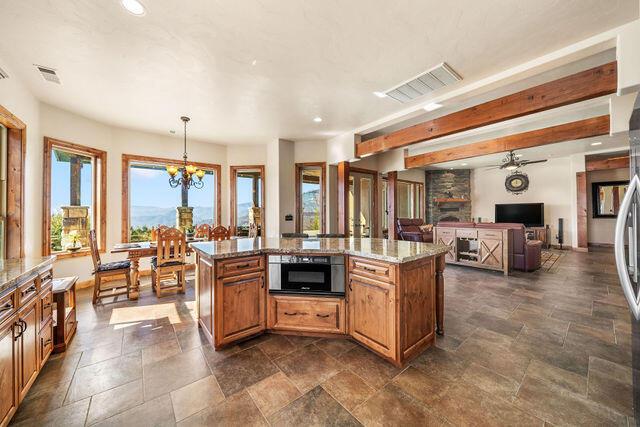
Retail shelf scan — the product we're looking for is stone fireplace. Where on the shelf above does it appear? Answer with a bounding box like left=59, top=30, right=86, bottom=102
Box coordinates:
left=425, top=169, right=472, bottom=224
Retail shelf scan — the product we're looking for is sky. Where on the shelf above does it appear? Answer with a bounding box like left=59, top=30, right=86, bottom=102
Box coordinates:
left=50, top=151, right=92, bottom=211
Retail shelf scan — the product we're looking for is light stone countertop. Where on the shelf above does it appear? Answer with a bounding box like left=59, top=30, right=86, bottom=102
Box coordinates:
left=190, top=237, right=450, bottom=264
left=0, top=256, right=56, bottom=295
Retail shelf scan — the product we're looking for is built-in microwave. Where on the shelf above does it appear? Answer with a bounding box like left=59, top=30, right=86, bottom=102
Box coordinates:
left=268, top=255, right=345, bottom=296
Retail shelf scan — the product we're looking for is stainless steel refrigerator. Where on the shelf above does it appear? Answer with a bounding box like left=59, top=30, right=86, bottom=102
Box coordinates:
left=615, top=92, right=640, bottom=423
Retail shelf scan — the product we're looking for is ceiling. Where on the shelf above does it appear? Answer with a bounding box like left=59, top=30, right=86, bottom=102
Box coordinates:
left=0, top=0, right=637, bottom=145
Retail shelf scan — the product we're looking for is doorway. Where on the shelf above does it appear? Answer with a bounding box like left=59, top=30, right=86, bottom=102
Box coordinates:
left=349, top=169, right=378, bottom=237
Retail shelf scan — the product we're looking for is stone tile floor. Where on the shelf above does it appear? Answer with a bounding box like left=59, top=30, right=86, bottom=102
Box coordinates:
left=11, top=249, right=636, bottom=426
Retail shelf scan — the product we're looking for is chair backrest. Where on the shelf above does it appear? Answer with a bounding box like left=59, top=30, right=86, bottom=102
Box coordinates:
left=211, top=225, right=230, bottom=241
left=151, top=225, right=170, bottom=241
left=89, top=229, right=101, bottom=270
left=156, top=227, right=187, bottom=265
left=396, top=218, right=425, bottom=234
left=248, top=223, right=259, bottom=238
left=317, top=233, right=345, bottom=238
left=281, top=233, right=309, bottom=238
left=195, top=224, right=212, bottom=240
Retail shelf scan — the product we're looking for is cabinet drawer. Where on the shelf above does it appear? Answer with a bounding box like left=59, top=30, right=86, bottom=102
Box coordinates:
left=349, top=257, right=395, bottom=284
left=39, top=266, right=53, bottom=287
left=40, top=318, right=53, bottom=368
left=65, top=308, right=77, bottom=337
left=39, top=285, right=53, bottom=330
left=479, top=230, right=503, bottom=240
left=456, top=229, right=477, bottom=239
left=436, top=228, right=455, bottom=239
left=269, top=295, right=345, bottom=334
left=17, top=276, right=39, bottom=306
left=0, top=289, right=16, bottom=325
left=217, top=256, right=264, bottom=278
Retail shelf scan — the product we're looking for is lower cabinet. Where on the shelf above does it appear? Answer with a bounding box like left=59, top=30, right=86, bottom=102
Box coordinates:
left=268, top=295, right=345, bottom=334
left=214, top=271, right=266, bottom=348
left=16, top=296, right=39, bottom=403
left=348, top=275, right=396, bottom=359
left=0, top=316, right=18, bottom=427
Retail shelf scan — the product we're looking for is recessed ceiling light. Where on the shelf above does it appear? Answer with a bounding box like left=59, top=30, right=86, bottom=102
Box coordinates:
left=121, top=0, right=146, bottom=16
left=449, top=167, right=454, bottom=170
left=591, top=142, right=602, bottom=146
left=373, top=91, right=386, bottom=98
left=313, top=117, right=322, bottom=123
left=461, top=163, right=467, bottom=166
left=251, top=59, right=257, bottom=66
left=423, top=103, right=443, bottom=112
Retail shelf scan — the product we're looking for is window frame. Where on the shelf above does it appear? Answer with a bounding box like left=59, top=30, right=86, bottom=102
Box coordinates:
left=42, top=136, right=107, bottom=258
left=229, top=165, right=266, bottom=236
left=121, top=154, right=221, bottom=243
left=382, top=177, right=425, bottom=222
left=295, top=162, right=326, bottom=234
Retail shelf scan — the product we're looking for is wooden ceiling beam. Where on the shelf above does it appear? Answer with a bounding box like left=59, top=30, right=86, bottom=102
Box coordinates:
left=404, top=115, right=610, bottom=169
left=357, top=61, right=617, bottom=157
left=585, top=153, right=630, bottom=172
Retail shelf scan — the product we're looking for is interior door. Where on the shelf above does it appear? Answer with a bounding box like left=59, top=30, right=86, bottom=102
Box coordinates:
left=349, top=172, right=373, bottom=237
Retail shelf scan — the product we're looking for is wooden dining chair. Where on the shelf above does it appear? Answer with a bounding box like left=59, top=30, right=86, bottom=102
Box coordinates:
left=151, top=227, right=187, bottom=297
left=89, top=230, right=131, bottom=304
left=195, top=223, right=212, bottom=240
left=211, top=225, right=231, bottom=241
left=151, top=225, right=170, bottom=241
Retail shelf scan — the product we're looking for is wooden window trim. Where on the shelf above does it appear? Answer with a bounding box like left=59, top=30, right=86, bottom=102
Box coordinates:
left=295, top=162, right=326, bottom=234
left=0, top=104, right=26, bottom=259
left=43, top=136, right=107, bottom=258
left=122, top=154, right=222, bottom=243
left=229, top=165, right=266, bottom=236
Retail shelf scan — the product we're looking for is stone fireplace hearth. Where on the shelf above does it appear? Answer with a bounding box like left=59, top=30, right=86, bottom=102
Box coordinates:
left=425, top=169, right=472, bottom=225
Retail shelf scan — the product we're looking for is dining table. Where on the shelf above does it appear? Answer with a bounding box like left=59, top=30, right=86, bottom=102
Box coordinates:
left=111, top=238, right=206, bottom=300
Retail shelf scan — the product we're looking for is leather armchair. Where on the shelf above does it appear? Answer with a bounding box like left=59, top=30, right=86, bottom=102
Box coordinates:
left=396, top=218, right=433, bottom=243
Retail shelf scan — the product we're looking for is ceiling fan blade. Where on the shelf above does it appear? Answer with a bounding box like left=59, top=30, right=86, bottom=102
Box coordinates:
left=483, top=166, right=503, bottom=170
left=521, top=159, right=548, bottom=165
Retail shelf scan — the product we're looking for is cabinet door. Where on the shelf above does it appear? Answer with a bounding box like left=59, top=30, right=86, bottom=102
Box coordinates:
left=197, top=256, right=213, bottom=338
left=17, top=298, right=38, bottom=402
left=479, top=238, right=503, bottom=268
left=215, top=272, right=265, bottom=348
left=348, top=276, right=396, bottom=359
left=0, top=317, right=18, bottom=427
left=435, top=229, right=455, bottom=262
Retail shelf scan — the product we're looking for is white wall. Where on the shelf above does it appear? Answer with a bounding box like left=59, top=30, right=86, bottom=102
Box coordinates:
left=587, top=168, right=628, bottom=245
left=472, top=157, right=574, bottom=247
left=0, top=62, right=41, bottom=259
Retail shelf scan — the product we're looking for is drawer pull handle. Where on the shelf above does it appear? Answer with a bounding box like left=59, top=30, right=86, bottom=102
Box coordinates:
left=0, top=302, right=12, bottom=313
left=43, top=338, right=52, bottom=346
left=362, top=266, right=378, bottom=273
left=284, top=311, right=298, bottom=316
left=235, top=263, right=250, bottom=269
left=22, top=285, right=37, bottom=296
left=43, top=303, right=52, bottom=309
left=316, top=314, right=330, bottom=318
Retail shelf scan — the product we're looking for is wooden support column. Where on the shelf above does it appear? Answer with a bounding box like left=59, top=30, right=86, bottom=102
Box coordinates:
left=6, top=127, right=24, bottom=258
left=387, top=171, right=398, bottom=240
left=69, top=156, right=82, bottom=206
left=576, top=171, right=588, bottom=251
left=337, top=161, right=350, bottom=236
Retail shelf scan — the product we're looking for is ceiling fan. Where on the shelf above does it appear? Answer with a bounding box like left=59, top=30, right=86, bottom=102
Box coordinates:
left=485, top=150, right=547, bottom=171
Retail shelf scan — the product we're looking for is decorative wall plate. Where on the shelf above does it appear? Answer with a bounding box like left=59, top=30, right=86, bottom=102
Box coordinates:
left=505, top=172, right=529, bottom=194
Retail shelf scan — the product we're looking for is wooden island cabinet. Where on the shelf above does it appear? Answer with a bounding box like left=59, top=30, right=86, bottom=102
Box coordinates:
left=0, top=256, right=56, bottom=427
left=193, top=238, right=448, bottom=368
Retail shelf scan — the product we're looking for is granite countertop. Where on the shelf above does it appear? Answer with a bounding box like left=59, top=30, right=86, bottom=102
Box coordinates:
left=0, top=256, right=56, bottom=294
left=190, top=237, right=450, bottom=264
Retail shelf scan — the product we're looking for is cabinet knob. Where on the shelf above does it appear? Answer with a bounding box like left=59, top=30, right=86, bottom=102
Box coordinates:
left=284, top=311, right=298, bottom=316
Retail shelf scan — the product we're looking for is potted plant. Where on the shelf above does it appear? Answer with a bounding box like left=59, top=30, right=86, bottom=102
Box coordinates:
left=66, top=230, right=82, bottom=252
left=185, top=226, right=195, bottom=240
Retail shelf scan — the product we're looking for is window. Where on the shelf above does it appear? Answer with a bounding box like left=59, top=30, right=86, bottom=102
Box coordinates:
left=122, top=154, right=221, bottom=242
left=230, top=166, right=265, bottom=236
left=382, top=177, right=424, bottom=229
left=295, top=163, right=326, bottom=236
left=43, top=137, right=106, bottom=257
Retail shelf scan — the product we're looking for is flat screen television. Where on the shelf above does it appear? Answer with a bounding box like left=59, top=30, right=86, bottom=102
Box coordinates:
left=495, top=203, right=544, bottom=227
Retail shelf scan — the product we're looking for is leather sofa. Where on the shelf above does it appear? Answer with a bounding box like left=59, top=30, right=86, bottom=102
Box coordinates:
left=396, top=218, right=433, bottom=243
left=437, top=221, right=542, bottom=271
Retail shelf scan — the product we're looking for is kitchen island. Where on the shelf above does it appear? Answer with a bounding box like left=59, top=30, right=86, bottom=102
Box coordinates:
left=191, top=238, right=449, bottom=367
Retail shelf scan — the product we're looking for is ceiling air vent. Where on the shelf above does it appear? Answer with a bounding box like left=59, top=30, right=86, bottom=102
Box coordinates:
left=35, top=65, right=61, bottom=84
left=385, top=62, right=461, bottom=103
left=0, top=67, right=8, bottom=80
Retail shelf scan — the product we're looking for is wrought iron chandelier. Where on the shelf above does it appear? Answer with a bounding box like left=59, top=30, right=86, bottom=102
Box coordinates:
left=166, top=116, right=205, bottom=189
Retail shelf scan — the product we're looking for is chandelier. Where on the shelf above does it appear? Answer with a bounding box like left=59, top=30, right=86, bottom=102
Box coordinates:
left=166, top=116, right=205, bottom=189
